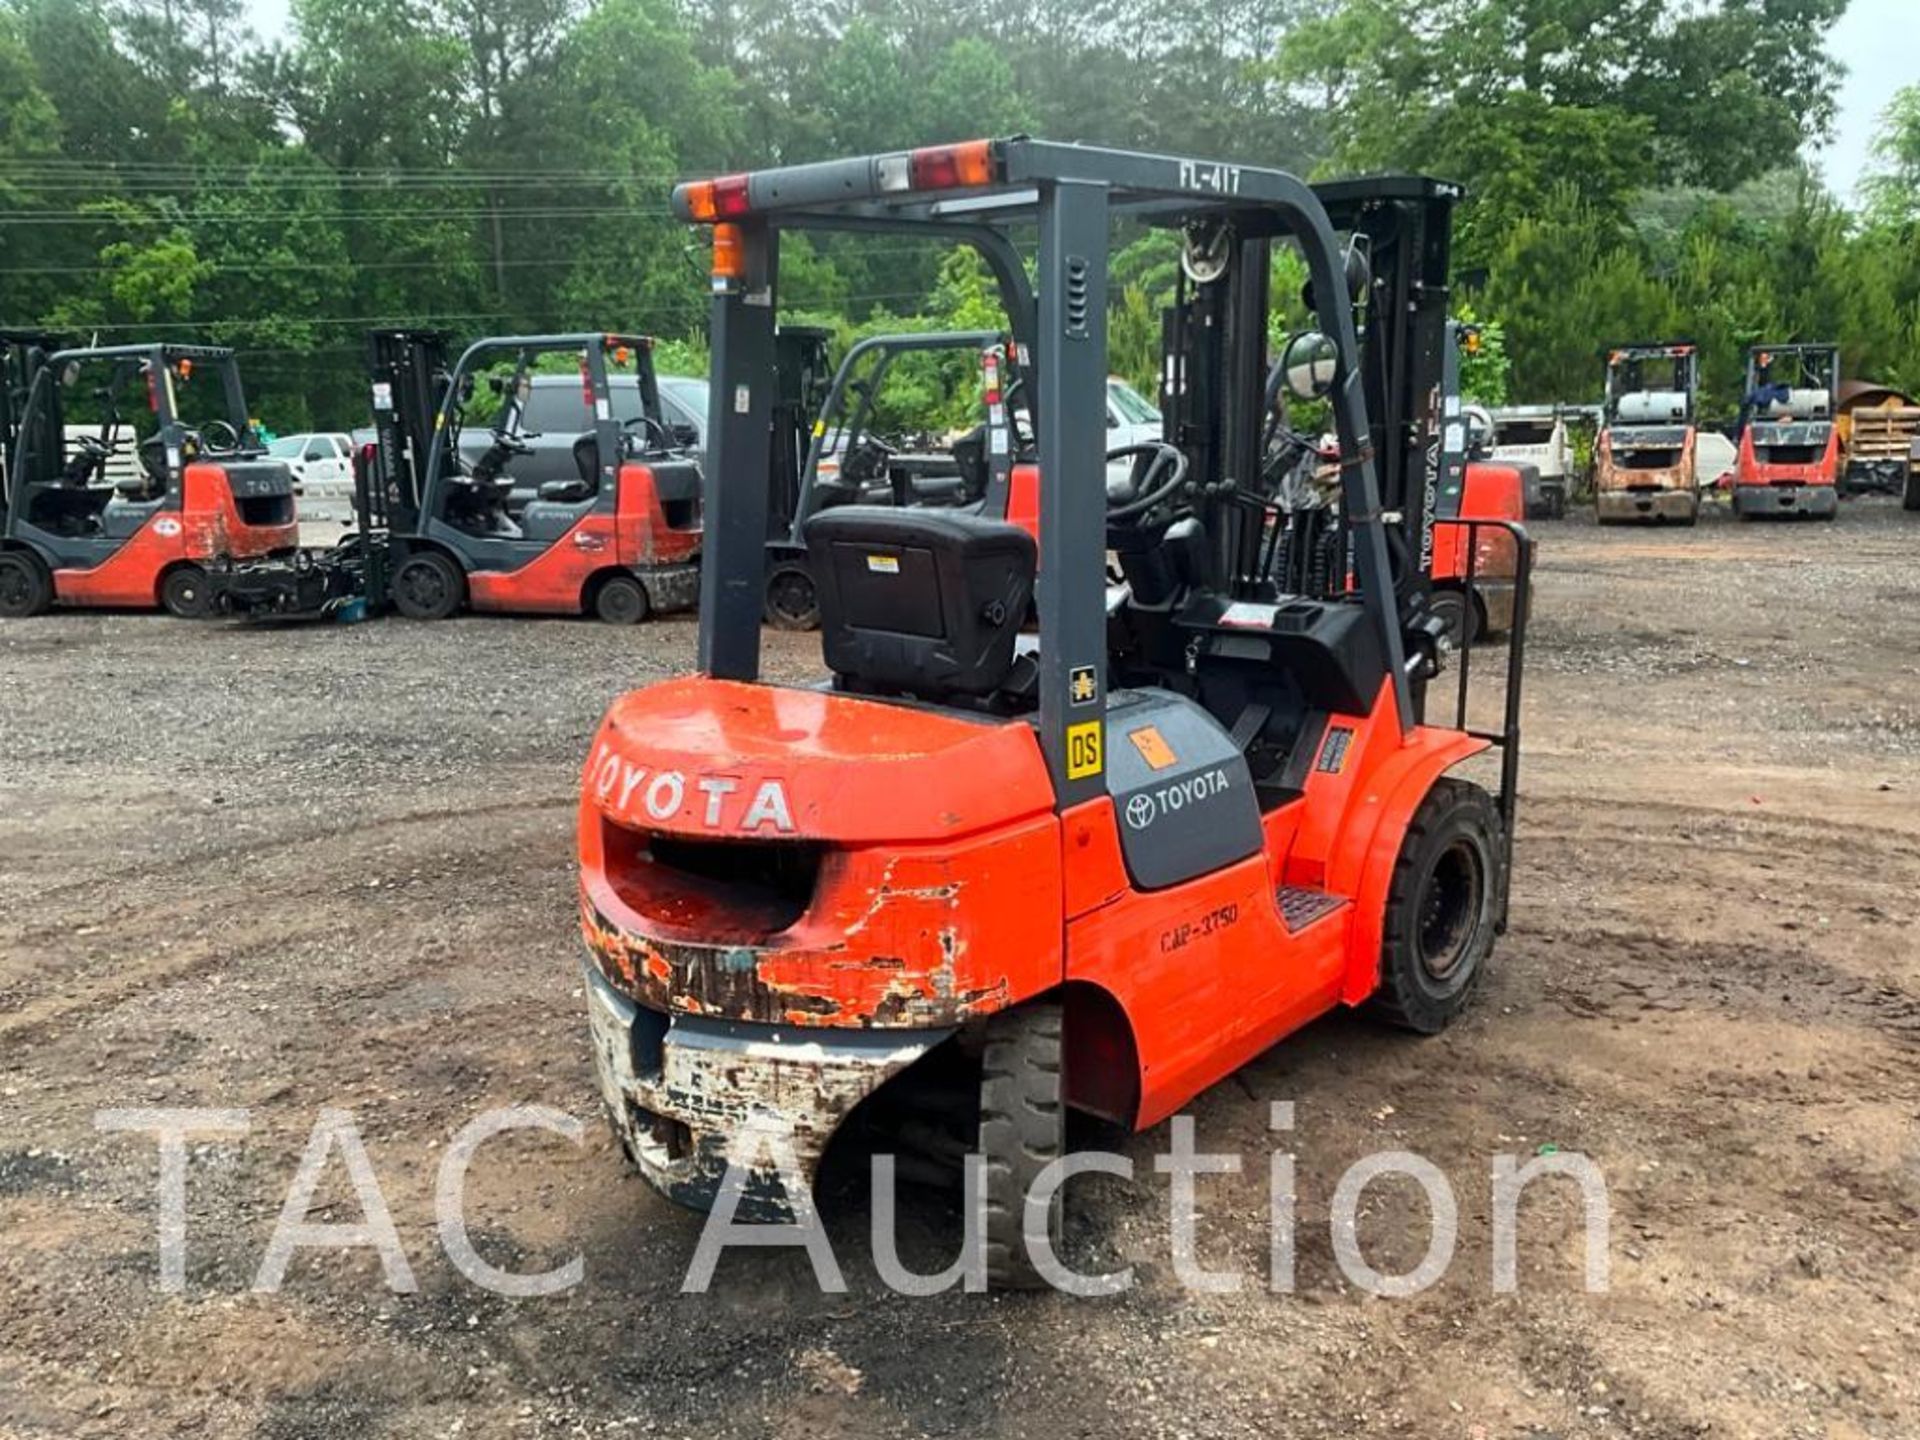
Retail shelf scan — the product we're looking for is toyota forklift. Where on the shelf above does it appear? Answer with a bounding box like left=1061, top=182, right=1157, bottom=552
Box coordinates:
left=764, top=329, right=1020, bottom=628
left=1732, top=343, right=1841, bottom=521
left=1594, top=342, right=1700, bottom=525
left=1, top=341, right=297, bottom=617
left=575, top=140, right=1531, bottom=1285
left=210, top=330, right=702, bottom=622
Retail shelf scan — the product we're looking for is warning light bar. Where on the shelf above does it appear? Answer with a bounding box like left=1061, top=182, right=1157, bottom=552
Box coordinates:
left=676, top=140, right=1002, bottom=224
left=681, top=173, right=751, bottom=223
left=907, top=140, right=996, bottom=191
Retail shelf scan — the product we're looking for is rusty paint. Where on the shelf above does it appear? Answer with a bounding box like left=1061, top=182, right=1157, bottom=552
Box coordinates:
left=583, top=963, right=950, bottom=1219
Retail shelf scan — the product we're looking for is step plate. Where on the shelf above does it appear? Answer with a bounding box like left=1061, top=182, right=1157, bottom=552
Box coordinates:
left=1276, top=885, right=1346, bottom=933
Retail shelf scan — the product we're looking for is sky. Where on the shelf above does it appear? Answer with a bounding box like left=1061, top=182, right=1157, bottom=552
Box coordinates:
left=1813, top=0, right=1917, bottom=201
left=243, top=0, right=1916, bottom=200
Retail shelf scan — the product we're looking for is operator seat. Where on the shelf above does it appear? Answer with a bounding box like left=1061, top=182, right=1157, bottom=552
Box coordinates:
left=803, top=505, right=1036, bottom=707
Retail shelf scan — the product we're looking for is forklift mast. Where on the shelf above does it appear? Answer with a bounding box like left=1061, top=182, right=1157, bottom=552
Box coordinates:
left=363, top=328, right=454, bottom=540
left=767, top=327, right=833, bottom=541
left=1156, top=178, right=1458, bottom=611
left=2, top=332, right=65, bottom=512
left=1314, top=179, right=1457, bottom=593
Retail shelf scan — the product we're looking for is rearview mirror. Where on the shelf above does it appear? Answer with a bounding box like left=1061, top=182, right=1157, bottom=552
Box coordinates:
left=1280, top=331, right=1338, bottom=400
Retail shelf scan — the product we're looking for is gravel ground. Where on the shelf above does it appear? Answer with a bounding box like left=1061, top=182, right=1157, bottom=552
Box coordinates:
left=1, top=495, right=1917, bottom=1440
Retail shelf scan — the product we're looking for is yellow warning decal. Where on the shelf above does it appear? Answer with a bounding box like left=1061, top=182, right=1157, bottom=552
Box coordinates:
left=1128, top=724, right=1178, bottom=771
left=812, top=419, right=826, bottom=437
left=865, top=554, right=900, bottom=574
left=1067, top=721, right=1103, bottom=780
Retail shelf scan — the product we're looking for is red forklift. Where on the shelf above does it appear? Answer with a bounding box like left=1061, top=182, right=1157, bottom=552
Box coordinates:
left=1732, top=343, right=1841, bottom=521
left=1, top=340, right=297, bottom=617
left=764, top=329, right=1020, bottom=628
left=575, top=141, right=1530, bottom=1284
left=210, top=331, right=702, bottom=622
left=1430, top=323, right=1524, bottom=647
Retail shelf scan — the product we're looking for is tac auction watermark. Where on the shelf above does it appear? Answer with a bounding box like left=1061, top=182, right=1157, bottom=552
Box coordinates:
left=93, top=1102, right=1611, bottom=1299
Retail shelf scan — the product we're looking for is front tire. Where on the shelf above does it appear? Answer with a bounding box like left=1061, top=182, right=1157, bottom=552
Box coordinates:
left=0, top=550, right=53, bottom=617
left=1903, top=469, right=1920, bottom=512
left=159, top=564, right=210, bottom=619
left=1429, top=588, right=1477, bottom=650
left=392, top=551, right=464, bottom=620
left=979, top=1002, right=1064, bottom=1290
left=1371, top=778, right=1502, bottom=1035
left=593, top=573, right=650, bottom=625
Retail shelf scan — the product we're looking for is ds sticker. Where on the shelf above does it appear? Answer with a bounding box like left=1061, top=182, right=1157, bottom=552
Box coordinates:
left=865, top=554, right=900, bottom=574
left=1066, top=721, right=1103, bottom=780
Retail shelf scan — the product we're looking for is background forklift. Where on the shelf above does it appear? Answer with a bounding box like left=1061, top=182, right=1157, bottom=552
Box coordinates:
left=1, top=341, right=297, bottom=617
left=764, top=329, right=1018, bottom=628
left=1732, top=343, right=1840, bottom=521
left=574, top=140, right=1531, bottom=1285
left=212, top=330, right=702, bottom=623
left=1594, top=342, right=1700, bottom=525
left=1431, top=323, right=1523, bottom=646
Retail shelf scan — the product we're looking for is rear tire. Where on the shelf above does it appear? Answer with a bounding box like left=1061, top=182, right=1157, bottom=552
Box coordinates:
left=1371, top=778, right=1502, bottom=1035
left=159, top=564, right=210, bottom=619
left=392, top=551, right=464, bottom=620
left=764, top=560, right=820, bottom=631
left=593, top=573, right=649, bottom=625
left=1902, top=470, right=1919, bottom=512
left=0, top=550, right=53, bottom=617
left=980, top=1002, right=1064, bottom=1291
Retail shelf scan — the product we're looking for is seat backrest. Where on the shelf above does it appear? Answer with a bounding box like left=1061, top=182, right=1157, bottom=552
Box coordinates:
left=571, top=432, right=599, bottom=486
left=803, top=505, right=1036, bottom=701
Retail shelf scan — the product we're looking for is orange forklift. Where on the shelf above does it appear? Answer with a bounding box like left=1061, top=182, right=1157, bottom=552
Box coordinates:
left=210, top=331, right=701, bottom=622
left=575, top=141, right=1531, bottom=1284
left=1732, top=343, right=1841, bottom=521
left=1594, top=342, right=1700, bottom=525
left=1, top=340, right=297, bottom=617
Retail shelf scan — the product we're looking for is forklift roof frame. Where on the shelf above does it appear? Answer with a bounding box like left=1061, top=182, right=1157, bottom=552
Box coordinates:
left=417, top=331, right=667, bottom=521
left=679, top=137, right=1415, bottom=807
left=5, top=341, right=255, bottom=526
left=1604, top=341, right=1699, bottom=413
left=1745, top=342, right=1840, bottom=395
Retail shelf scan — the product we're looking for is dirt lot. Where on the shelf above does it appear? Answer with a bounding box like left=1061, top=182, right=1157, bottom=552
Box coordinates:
left=3, top=499, right=1917, bottom=1440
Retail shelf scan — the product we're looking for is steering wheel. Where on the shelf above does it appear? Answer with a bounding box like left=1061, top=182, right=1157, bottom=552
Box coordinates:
left=64, top=435, right=112, bottom=486
left=1105, top=442, right=1189, bottom=522
left=842, top=435, right=896, bottom=484
left=1260, top=422, right=1321, bottom=492
left=201, top=419, right=240, bottom=452
left=621, top=414, right=672, bottom=450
